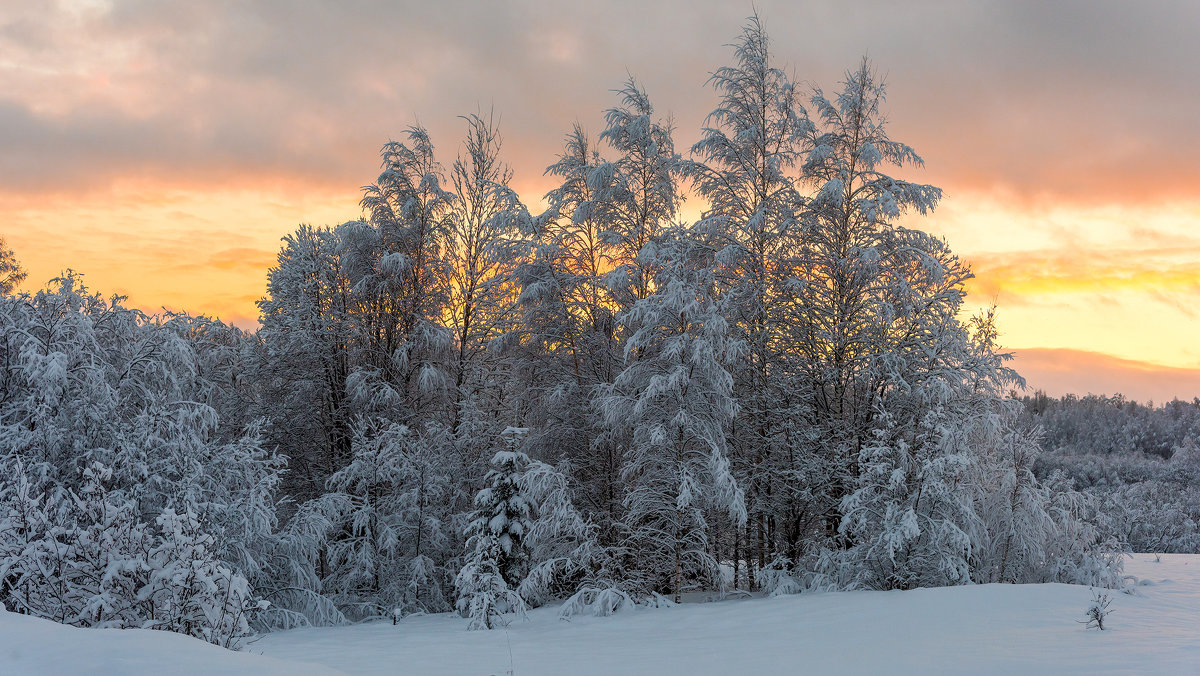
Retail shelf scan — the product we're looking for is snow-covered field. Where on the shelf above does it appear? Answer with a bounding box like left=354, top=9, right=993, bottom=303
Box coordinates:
left=5, top=554, right=1199, bottom=675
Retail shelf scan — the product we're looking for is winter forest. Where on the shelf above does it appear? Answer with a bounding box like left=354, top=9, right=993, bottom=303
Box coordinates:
left=6, top=16, right=1183, bottom=653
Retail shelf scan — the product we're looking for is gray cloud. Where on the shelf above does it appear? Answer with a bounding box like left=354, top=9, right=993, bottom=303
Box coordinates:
left=1, top=0, right=1197, bottom=201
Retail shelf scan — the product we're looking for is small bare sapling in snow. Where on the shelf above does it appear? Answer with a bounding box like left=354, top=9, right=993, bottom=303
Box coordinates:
left=1080, top=588, right=1112, bottom=630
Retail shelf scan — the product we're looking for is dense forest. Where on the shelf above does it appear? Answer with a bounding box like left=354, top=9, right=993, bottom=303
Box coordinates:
left=1, top=18, right=1134, bottom=647
left=1024, top=394, right=1200, bottom=555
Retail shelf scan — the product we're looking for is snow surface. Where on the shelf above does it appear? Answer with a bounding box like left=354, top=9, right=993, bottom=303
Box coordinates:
left=5, top=554, right=1200, bottom=675
left=0, top=607, right=339, bottom=676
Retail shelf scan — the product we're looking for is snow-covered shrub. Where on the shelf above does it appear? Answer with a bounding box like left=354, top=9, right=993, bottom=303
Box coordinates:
left=454, top=539, right=526, bottom=630
left=757, top=556, right=806, bottom=597
left=1033, top=432, right=1200, bottom=556
left=835, top=401, right=981, bottom=590
left=0, top=462, right=152, bottom=629
left=827, top=307, right=1124, bottom=591
left=0, top=462, right=255, bottom=646
left=557, top=585, right=635, bottom=619
left=140, top=508, right=254, bottom=647
left=249, top=501, right=350, bottom=631
left=515, top=458, right=611, bottom=606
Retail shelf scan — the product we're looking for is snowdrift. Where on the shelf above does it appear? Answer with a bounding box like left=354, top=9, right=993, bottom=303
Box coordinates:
left=0, top=605, right=340, bottom=676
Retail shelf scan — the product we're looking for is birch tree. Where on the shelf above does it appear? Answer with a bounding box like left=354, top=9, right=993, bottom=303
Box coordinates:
left=687, top=13, right=811, bottom=584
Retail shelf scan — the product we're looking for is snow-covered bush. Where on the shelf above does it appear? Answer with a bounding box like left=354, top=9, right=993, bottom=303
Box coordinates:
left=1, top=461, right=151, bottom=629
left=454, top=540, right=527, bottom=630
left=824, top=307, right=1123, bottom=591
left=516, top=458, right=607, bottom=606
left=140, top=508, right=254, bottom=647
left=757, top=556, right=807, bottom=597
left=0, top=462, right=255, bottom=646
left=557, top=585, right=635, bottom=619
left=1032, top=422, right=1200, bottom=555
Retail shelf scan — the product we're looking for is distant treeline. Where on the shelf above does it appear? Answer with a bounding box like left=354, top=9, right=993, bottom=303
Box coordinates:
left=1022, top=392, right=1200, bottom=460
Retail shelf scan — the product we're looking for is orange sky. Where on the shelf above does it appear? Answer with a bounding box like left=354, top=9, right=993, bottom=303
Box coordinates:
left=4, top=0, right=1200, bottom=402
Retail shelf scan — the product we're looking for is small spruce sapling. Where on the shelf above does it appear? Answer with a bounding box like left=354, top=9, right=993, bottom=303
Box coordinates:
left=454, top=428, right=532, bottom=629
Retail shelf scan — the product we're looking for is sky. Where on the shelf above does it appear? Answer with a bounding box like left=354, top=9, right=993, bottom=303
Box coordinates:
left=3, top=0, right=1200, bottom=403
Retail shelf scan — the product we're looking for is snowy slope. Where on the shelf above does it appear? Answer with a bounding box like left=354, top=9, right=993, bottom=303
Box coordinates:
left=4, top=554, right=1200, bottom=675
left=0, top=607, right=342, bottom=676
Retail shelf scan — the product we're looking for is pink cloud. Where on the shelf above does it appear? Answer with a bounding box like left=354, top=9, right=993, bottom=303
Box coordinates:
left=1012, top=348, right=1200, bottom=404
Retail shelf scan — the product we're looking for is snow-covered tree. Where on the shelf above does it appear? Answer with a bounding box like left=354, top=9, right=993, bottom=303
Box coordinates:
left=0, top=236, right=25, bottom=295
left=514, top=124, right=624, bottom=530
left=598, top=229, right=747, bottom=602
left=686, top=14, right=811, bottom=583
left=0, top=461, right=148, bottom=629
left=346, top=126, right=458, bottom=432
left=255, top=225, right=354, bottom=500
left=359, top=125, right=454, bottom=354
left=789, top=57, right=947, bottom=543
left=596, top=78, right=683, bottom=307
left=455, top=429, right=533, bottom=629
left=445, top=112, right=524, bottom=426
left=474, top=429, right=534, bottom=586
left=1025, top=399, right=1200, bottom=555
left=303, top=421, right=454, bottom=620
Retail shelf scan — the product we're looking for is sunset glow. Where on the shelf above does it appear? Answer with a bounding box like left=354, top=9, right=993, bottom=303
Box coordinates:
left=5, top=0, right=1199, bottom=401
